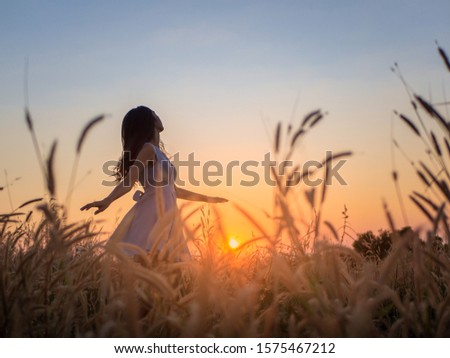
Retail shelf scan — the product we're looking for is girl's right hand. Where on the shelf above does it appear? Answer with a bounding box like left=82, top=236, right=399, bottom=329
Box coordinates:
left=80, top=198, right=110, bottom=215
left=206, top=196, right=228, bottom=203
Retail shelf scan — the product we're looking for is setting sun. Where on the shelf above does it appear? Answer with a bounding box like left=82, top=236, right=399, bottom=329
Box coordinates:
left=228, top=236, right=239, bottom=249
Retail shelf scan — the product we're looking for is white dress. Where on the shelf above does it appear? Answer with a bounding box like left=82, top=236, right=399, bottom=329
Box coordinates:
left=108, top=143, right=190, bottom=260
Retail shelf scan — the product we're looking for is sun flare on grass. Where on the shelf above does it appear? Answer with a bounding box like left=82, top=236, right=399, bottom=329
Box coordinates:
left=228, top=236, right=239, bottom=249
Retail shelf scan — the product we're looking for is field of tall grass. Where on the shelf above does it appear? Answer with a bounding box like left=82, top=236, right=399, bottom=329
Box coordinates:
left=1, top=46, right=450, bottom=338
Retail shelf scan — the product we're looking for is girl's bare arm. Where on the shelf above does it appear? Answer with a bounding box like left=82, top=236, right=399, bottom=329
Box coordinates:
left=80, top=144, right=155, bottom=214
left=175, top=186, right=227, bottom=203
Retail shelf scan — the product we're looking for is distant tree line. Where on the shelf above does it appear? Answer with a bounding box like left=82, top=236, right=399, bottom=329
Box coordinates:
left=353, top=227, right=449, bottom=262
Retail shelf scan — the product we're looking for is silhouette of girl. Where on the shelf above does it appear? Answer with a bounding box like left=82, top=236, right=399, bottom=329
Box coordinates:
left=80, top=106, right=227, bottom=259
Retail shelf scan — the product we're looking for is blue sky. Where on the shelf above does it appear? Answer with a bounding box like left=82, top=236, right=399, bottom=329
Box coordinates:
left=1, top=0, right=450, bottom=236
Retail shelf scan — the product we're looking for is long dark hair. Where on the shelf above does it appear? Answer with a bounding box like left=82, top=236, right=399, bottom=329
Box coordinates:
left=114, top=106, right=158, bottom=182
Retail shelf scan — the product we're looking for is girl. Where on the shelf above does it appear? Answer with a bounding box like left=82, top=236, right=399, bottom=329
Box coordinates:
left=80, top=106, right=227, bottom=258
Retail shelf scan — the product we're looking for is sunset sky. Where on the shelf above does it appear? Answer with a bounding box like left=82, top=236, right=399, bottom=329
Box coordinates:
left=1, top=0, right=450, bottom=245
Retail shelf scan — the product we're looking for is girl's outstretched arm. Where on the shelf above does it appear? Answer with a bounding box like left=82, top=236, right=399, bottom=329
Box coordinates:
left=175, top=185, right=228, bottom=203
left=80, top=144, right=155, bottom=214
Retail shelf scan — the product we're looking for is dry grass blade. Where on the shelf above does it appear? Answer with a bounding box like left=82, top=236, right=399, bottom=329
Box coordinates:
left=308, top=113, right=324, bottom=128
left=410, top=195, right=434, bottom=222
left=430, top=131, right=442, bottom=156
left=321, top=151, right=353, bottom=166
left=415, top=95, right=449, bottom=134
left=285, top=164, right=300, bottom=189
left=444, top=138, right=450, bottom=157
left=399, top=113, right=421, bottom=137
left=437, top=43, right=450, bottom=72
left=0, top=219, right=19, bottom=225
left=66, top=114, right=106, bottom=213
left=274, top=122, right=281, bottom=153
left=290, top=128, right=305, bottom=148
left=300, top=109, right=321, bottom=128
left=24, top=108, right=46, bottom=181
left=440, top=180, right=450, bottom=199
left=61, top=223, right=91, bottom=241
left=17, top=197, right=43, bottom=209
left=323, top=221, right=339, bottom=242
left=270, top=165, right=283, bottom=192
left=420, top=161, right=450, bottom=202
left=0, top=218, right=19, bottom=223
left=46, top=140, right=57, bottom=196
left=76, top=115, right=105, bottom=154
left=304, top=188, right=315, bottom=208
left=383, top=201, right=396, bottom=232
left=25, top=108, right=33, bottom=131
left=416, top=170, right=430, bottom=187
left=21, top=211, right=33, bottom=225
left=133, top=267, right=174, bottom=298
left=432, top=203, right=446, bottom=234
left=0, top=212, right=25, bottom=218
left=412, top=191, right=439, bottom=211
left=392, top=171, right=398, bottom=181
left=37, top=203, right=57, bottom=223
left=321, top=160, right=329, bottom=204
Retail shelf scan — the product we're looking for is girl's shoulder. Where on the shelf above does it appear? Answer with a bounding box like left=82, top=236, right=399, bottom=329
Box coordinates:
left=143, top=142, right=159, bottom=150
left=142, top=142, right=166, bottom=160
left=136, top=142, right=156, bottom=163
